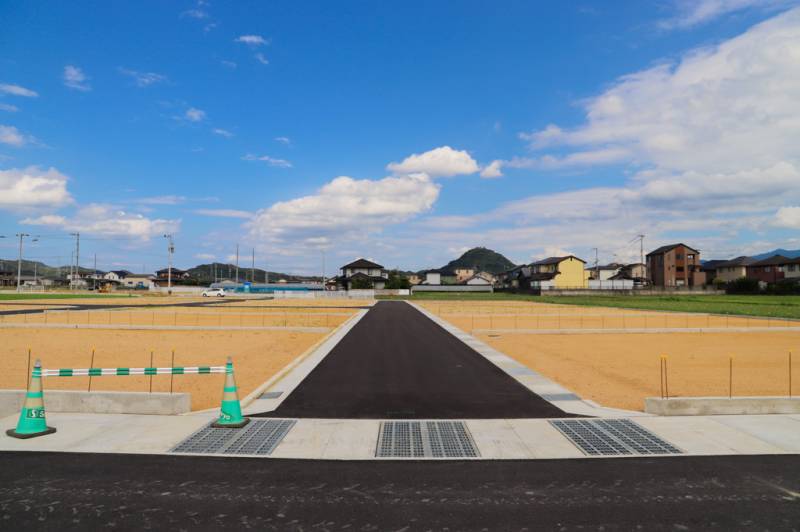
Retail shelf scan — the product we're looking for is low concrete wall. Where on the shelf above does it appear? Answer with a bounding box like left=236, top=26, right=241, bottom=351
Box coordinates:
left=645, top=396, right=800, bottom=416
left=0, top=390, right=191, bottom=417
left=412, top=285, right=493, bottom=293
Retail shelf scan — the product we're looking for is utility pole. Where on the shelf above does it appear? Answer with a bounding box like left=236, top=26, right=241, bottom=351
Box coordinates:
left=592, top=247, right=599, bottom=280
left=163, top=234, right=174, bottom=295
left=70, top=232, right=80, bottom=290
left=16, top=233, right=30, bottom=292
left=251, top=248, right=255, bottom=283
left=93, top=253, right=97, bottom=290
left=322, top=249, right=326, bottom=289
left=235, top=243, right=239, bottom=284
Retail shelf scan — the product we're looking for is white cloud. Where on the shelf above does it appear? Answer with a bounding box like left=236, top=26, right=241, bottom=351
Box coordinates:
left=386, top=146, right=479, bottom=178
left=181, top=9, right=208, bottom=19
left=193, top=208, right=253, bottom=219
left=660, top=0, right=796, bottom=29
left=212, top=128, right=234, bottom=138
left=254, top=52, right=269, bottom=65
left=774, top=206, right=800, bottom=228
left=274, top=136, right=291, bottom=145
left=480, top=160, right=503, bottom=178
left=505, top=148, right=632, bottom=171
left=235, top=35, right=268, bottom=46
left=22, top=204, right=179, bottom=240
left=0, top=125, right=30, bottom=147
left=185, top=107, right=206, bottom=122
left=135, top=195, right=186, bottom=205
left=63, top=65, right=91, bottom=91
left=0, top=83, right=38, bottom=98
left=0, top=166, right=73, bottom=208
left=248, top=173, right=440, bottom=246
left=0, top=103, right=19, bottom=112
left=220, top=60, right=237, bottom=69
left=118, top=68, right=168, bottom=87
left=242, top=154, right=292, bottom=168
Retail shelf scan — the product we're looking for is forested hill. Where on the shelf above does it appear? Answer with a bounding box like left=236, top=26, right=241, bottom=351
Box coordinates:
left=441, top=247, right=516, bottom=274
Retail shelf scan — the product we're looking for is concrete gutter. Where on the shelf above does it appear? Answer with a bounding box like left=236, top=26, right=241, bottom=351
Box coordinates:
left=645, top=396, right=800, bottom=416
left=0, top=390, right=191, bottom=417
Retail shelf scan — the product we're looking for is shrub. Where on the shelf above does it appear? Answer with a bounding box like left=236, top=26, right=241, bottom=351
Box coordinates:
left=725, top=277, right=761, bottom=295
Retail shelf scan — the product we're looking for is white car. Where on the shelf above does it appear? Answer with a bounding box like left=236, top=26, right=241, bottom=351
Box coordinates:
left=202, top=288, right=226, bottom=297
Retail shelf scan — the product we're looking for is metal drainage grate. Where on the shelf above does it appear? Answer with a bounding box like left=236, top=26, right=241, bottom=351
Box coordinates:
left=376, top=421, right=480, bottom=458
left=550, top=419, right=682, bottom=456
left=259, top=391, right=283, bottom=400
left=171, top=419, right=296, bottom=455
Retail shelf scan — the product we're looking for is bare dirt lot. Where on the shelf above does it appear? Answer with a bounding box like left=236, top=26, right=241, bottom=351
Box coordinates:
left=420, top=301, right=799, bottom=411
left=1, top=328, right=327, bottom=411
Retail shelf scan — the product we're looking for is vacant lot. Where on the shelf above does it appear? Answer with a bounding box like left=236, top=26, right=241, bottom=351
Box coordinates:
left=1, top=328, right=327, bottom=411
left=423, top=300, right=799, bottom=411
left=0, top=296, right=363, bottom=411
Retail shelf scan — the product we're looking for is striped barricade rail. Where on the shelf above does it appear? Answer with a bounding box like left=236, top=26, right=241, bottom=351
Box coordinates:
left=41, top=366, right=227, bottom=377
left=7, top=357, right=248, bottom=440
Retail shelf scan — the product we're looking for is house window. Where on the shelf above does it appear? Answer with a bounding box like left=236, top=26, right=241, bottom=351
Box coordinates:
left=676, top=253, right=683, bottom=260
left=687, top=254, right=694, bottom=260
left=790, top=264, right=797, bottom=272
left=676, top=266, right=685, bottom=272
left=765, top=267, right=771, bottom=272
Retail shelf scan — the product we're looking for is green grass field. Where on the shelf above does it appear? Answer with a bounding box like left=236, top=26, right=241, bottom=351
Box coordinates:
left=378, top=291, right=800, bottom=319
left=537, top=295, right=800, bottom=320
left=0, top=292, right=133, bottom=301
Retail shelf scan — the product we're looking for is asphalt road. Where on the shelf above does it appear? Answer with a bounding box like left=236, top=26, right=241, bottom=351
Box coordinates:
left=254, top=300, right=574, bottom=419
left=1, top=452, right=798, bottom=530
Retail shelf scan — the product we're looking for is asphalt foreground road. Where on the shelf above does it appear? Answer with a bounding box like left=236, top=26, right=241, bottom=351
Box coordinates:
left=255, top=300, right=573, bottom=419
left=0, top=452, right=798, bottom=530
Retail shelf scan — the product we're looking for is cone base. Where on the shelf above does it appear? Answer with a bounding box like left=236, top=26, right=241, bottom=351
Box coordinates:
left=6, top=426, right=57, bottom=439
left=211, top=417, right=251, bottom=429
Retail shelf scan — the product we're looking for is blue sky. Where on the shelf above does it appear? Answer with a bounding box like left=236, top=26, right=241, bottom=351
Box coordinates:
left=1, top=0, right=799, bottom=275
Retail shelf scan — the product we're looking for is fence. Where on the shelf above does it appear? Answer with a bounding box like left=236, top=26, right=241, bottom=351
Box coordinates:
left=412, top=285, right=494, bottom=293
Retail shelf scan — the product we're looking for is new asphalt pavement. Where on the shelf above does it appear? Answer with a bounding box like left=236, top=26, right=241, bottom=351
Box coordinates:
left=254, top=300, right=573, bottom=419
left=1, top=452, right=798, bottom=530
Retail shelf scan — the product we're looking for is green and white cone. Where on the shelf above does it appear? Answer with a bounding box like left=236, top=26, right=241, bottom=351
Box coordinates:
left=7, top=360, right=57, bottom=439
left=212, top=357, right=250, bottom=428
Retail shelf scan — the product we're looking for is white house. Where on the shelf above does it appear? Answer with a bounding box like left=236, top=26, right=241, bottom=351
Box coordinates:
left=103, top=270, right=132, bottom=282
left=464, top=274, right=492, bottom=285
left=120, top=274, right=155, bottom=289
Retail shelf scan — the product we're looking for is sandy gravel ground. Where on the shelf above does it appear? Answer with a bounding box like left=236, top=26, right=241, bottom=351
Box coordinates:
left=421, top=301, right=799, bottom=411
left=1, top=328, right=325, bottom=411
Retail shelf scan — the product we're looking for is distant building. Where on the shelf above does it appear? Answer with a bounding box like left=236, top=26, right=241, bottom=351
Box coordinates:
left=407, top=274, right=422, bottom=285
left=454, top=268, right=475, bottom=282
left=155, top=268, right=190, bottom=280
left=713, top=256, right=756, bottom=284
left=700, top=260, right=728, bottom=284
left=103, top=270, right=132, bottom=282
left=463, top=273, right=492, bottom=286
left=530, top=255, right=588, bottom=289
left=587, top=263, right=624, bottom=281
left=120, top=274, right=155, bottom=290
left=746, top=255, right=800, bottom=284
left=333, top=258, right=388, bottom=289
left=646, top=243, right=705, bottom=287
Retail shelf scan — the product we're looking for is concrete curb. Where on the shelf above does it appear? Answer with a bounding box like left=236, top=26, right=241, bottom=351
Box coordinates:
left=473, top=327, right=800, bottom=335
left=0, top=389, right=191, bottom=416
left=646, top=396, right=800, bottom=416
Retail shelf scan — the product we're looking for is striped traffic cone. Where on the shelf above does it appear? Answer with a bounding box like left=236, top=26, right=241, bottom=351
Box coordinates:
left=212, top=357, right=250, bottom=428
left=6, top=360, right=57, bottom=439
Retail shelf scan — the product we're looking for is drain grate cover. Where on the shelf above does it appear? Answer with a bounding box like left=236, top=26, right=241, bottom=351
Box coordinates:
left=171, top=419, right=296, bottom=455
left=376, top=421, right=480, bottom=458
left=550, top=419, right=682, bottom=456
left=258, top=391, right=283, bottom=399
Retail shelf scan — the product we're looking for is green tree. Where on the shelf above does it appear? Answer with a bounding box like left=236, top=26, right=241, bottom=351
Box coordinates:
left=384, top=270, right=411, bottom=289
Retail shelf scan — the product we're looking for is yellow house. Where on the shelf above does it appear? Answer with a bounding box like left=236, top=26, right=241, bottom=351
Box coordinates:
left=530, top=255, right=588, bottom=289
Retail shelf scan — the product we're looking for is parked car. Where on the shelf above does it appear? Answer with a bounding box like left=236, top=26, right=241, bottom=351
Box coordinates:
left=201, top=288, right=226, bottom=297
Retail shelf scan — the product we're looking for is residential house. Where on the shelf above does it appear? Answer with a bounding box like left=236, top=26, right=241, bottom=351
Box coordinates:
left=646, top=244, right=706, bottom=287
left=746, top=255, right=800, bottom=284
left=463, top=273, right=492, bottom=286
left=120, top=274, right=155, bottom=290
left=700, top=260, right=728, bottom=284
left=500, top=264, right=532, bottom=289
left=713, top=256, right=756, bottom=284
left=103, top=270, right=131, bottom=282
left=609, top=263, right=647, bottom=283
left=407, top=274, right=422, bottom=285
left=454, top=268, right=475, bottom=283
left=333, top=258, right=388, bottom=289
left=587, top=263, right=624, bottom=281
left=155, top=268, right=190, bottom=280
left=530, top=255, right=588, bottom=289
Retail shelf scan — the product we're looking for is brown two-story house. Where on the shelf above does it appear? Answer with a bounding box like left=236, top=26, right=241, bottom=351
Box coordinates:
left=645, top=243, right=706, bottom=287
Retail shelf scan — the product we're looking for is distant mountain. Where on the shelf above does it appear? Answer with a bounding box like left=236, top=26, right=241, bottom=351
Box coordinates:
left=187, top=263, right=321, bottom=284
left=0, top=259, right=96, bottom=278
left=441, top=247, right=516, bottom=274
left=751, top=249, right=800, bottom=261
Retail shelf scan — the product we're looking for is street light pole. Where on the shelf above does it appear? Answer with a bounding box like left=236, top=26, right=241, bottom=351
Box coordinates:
left=163, top=234, right=174, bottom=295
left=16, top=233, right=30, bottom=292
left=69, top=232, right=80, bottom=290
left=235, top=243, right=239, bottom=284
